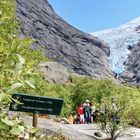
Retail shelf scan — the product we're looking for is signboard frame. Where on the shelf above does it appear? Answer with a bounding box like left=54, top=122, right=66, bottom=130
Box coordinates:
left=9, top=93, right=64, bottom=115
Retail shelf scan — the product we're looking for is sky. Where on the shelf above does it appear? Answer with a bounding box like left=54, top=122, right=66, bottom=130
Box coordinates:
left=48, top=0, right=140, bottom=33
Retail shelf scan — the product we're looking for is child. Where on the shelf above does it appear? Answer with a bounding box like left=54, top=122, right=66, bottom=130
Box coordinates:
left=77, top=104, right=84, bottom=124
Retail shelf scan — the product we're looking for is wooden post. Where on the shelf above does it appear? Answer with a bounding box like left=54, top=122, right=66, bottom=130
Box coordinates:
left=33, top=113, right=38, bottom=127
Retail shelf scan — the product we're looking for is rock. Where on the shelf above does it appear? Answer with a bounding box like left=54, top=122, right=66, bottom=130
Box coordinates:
left=40, top=134, right=46, bottom=139
left=120, top=26, right=140, bottom=85
left=38, top=62, right=70, bottom=83
left=24, top=133, right=29, bottom=140
left=9, top=112, right=140, bottom=140
left=16, top=0, right=112, bottom=78
left=120, top=71, right=135, bottom=82
left=45, top=129, right=56, bottom=138
left=94, top=132, right=102, bottom=137
left=135, top=25, right=140, bottom=32
left=122, top=41, right=140, bottom=85
left=60, top=118, right=69, bottom=124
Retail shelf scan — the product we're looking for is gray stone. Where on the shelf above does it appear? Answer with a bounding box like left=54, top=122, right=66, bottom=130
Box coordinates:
left=9, top=112, right=140, bottom=140
left=16, top=0, right=112, bottom=78
left=38, top=62, right=70, bottom=83
left=135, top=25, right=140, bottom=32
left=122, top=41, right=140, bottom=85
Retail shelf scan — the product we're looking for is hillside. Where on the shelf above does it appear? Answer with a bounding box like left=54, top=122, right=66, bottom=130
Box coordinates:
left=16, top=0, right=112, bottom=78
left=125, top=41, right=140, bottom=85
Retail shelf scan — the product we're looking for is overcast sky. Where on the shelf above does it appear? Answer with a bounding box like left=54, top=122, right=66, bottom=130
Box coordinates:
left=48, top=0, right=140, bottom=33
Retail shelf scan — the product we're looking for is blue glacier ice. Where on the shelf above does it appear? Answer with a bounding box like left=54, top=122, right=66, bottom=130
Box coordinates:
left=91, top=17, right=140, bottom=74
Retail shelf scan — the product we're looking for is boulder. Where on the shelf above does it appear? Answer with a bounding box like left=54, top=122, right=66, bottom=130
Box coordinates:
left=38, top=62, right=70, bottom=83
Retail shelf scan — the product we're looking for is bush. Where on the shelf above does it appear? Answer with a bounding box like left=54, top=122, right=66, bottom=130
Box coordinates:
left=70, top=77, right=140, bottom=127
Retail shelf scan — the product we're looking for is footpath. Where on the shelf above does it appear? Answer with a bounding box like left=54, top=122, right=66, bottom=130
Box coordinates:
left=20, top=115, right=140, bottom=140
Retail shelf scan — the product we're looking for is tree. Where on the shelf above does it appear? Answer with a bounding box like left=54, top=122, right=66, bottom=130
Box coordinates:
left=98, top=96, right=129, bottom=140
left=0, top=0, right=47, bottom=138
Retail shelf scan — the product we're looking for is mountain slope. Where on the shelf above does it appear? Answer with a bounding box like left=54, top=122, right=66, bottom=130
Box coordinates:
left=124, top=41, right=140, bottom=85
left=16, top=0, right=112, bottom=78
left=91, top=17, right=140, bottom=84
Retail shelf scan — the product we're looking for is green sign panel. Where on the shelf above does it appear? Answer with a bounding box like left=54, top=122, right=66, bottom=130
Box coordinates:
left=9, top=94, right=64, bottom=115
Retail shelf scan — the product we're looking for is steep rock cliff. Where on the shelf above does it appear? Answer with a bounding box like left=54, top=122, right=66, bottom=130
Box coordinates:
left=16, top=0, right=112, bottom=78
left=124, top=41, right=140, bottom=85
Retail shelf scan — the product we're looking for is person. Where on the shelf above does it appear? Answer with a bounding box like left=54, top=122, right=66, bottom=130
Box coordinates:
left=90, top=102, right=96, bottom=123
left=111, top=98, right=117, bottom=110
left=67, top=114, right=74, bottom=124
left=83, top=99, right=91, bottom=123
left=77, top=104, right=84, bottom=124
left=99, top=99, right=105, bottom=115
left=111, top=97, right=119, bottom=123
left=73, top=113, right=81, bottom=124
left=98, top=99, right=106, bottom=124
left=93, top=109, right=100, bottom=122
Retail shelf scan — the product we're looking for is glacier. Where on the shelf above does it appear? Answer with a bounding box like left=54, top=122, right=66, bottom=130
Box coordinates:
left=91, top=17, right=140, bottom=74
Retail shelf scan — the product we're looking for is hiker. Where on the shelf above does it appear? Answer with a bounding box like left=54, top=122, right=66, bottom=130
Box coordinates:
left=83, top=99, right=91, bottom=123
left=90, top=102, right=96, bottom=123
left=98, top=99, right=106, bottom=123
left=77, top=104, right=84, bottom=124
left=111, top=97, right=119, bottom=123
left=99, top=99, right=105, bottom=115
left=92, top=109, right=100, bottom=122
left=112, top=98, right=117, bottom=110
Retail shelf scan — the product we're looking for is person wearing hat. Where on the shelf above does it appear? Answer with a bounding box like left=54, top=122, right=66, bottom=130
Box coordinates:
left=90, top=102, right=96, bottom=123
left=83, top=99, right=91, bottom=123
left=86, top=99, right=90, bottom=103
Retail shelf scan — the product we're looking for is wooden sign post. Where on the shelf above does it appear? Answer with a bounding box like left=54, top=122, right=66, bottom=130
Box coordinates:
left=9, top=94, right=64, bottom=127
left=33, top=113, right=39, bottom=127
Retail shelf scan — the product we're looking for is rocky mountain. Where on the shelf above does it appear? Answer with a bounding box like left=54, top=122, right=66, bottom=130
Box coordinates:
left=124, top=41, right=140, bottom=85
left=16, top=0, right=112, bottom=79
left=91, top=17, right=140, bottom=85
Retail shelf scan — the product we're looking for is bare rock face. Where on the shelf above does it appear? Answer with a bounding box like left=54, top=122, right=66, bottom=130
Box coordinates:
left=135, top=25, right=140, bottom=32
left=38, top=62, right=70, bottom=83
left=119, top=25, right=140, bottom=85
left=16, top=0, right=112, bottom=78
left=123, top=41, right=140, bottom=85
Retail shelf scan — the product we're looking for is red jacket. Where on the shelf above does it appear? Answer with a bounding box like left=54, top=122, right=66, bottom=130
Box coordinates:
left=78, top=106, right=84, bottom=114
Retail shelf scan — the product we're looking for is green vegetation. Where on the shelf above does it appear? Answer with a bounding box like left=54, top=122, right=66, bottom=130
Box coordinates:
left=1, top=0, right=140, bottom=139
left=97, top=95, right=129, bottom=140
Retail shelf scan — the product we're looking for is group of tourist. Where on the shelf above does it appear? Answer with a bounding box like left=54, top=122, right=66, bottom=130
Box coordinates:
left=67, top=97, right=119, bottom=124
left=68, top=99, right=96, bottom=124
